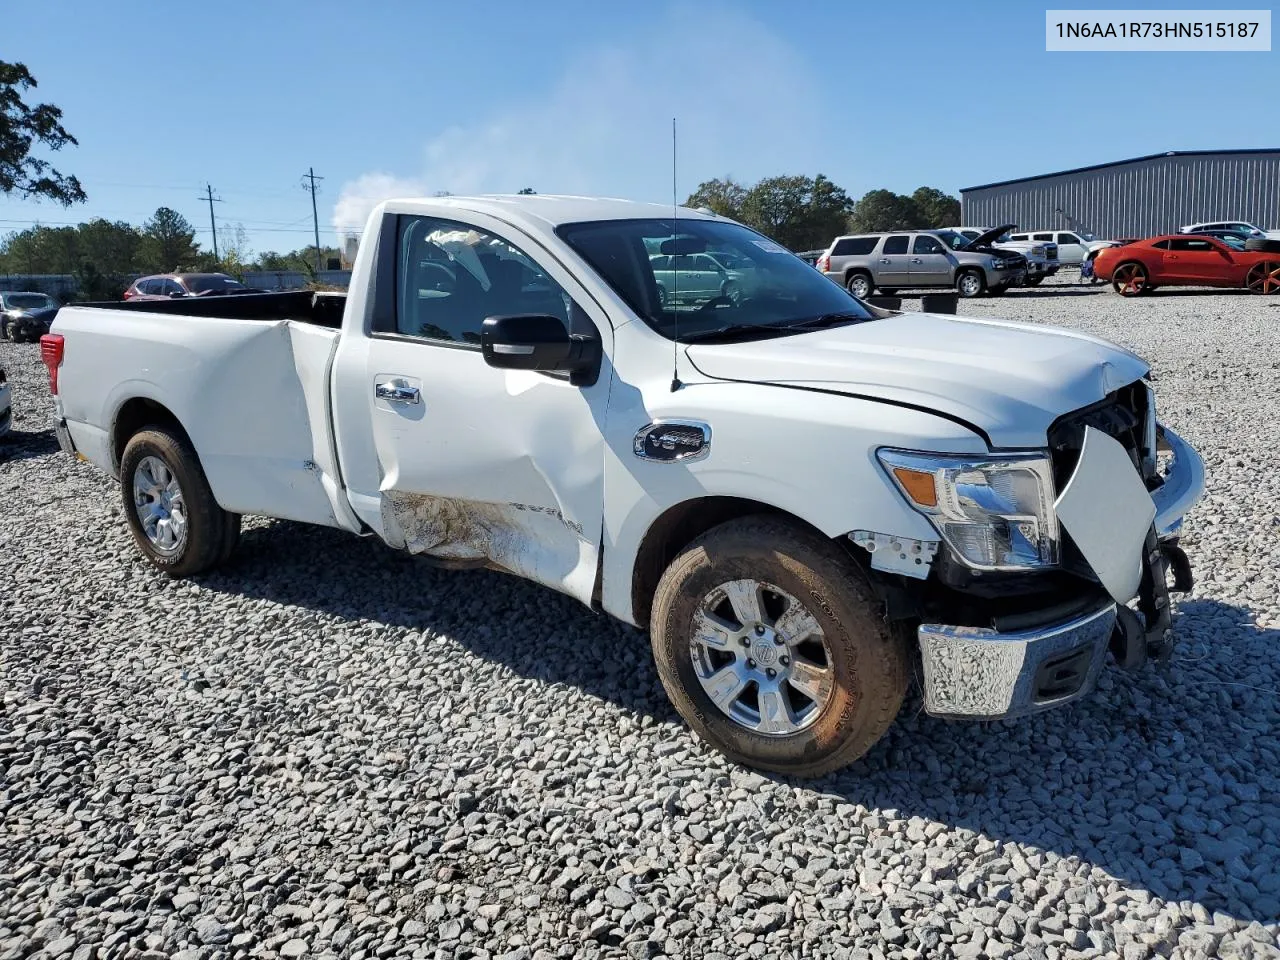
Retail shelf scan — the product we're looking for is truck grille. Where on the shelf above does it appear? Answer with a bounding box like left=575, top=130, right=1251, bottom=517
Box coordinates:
left=1047, top=382, right=1153, bottom=579
left=1046, top=381, right=1151, bottom=491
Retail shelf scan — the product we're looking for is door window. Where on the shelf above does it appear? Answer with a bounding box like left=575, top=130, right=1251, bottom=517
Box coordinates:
left=395, top=216, right=571, bottom=345
left=882, top=235, right=910, bottom=255
left=1168, top=238, right=1215, bottom=252
left=912, top=236, right=945, bottom=254
left=1033, top=232, right=1054, bottom=241
left=1057, top=233, right=1080, bottom=245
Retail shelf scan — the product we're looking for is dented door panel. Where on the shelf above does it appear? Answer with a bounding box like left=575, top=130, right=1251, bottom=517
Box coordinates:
left=363, top=341, right=608, bottom=604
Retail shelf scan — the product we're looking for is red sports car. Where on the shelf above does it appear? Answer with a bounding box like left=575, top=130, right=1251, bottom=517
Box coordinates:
left=1093, top=235, right=1280, bottom=297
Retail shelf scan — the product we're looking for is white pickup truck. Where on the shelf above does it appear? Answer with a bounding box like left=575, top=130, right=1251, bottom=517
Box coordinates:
left=42, top=195, right=1205, bottom=776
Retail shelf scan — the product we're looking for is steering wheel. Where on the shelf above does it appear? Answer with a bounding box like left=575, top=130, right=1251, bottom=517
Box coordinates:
left=697, top=295, right=736, bottom=312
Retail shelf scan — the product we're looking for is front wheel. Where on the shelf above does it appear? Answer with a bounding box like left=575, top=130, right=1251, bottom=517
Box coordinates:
left=1112, top=262, right=1149, bottom=296
left=1245, top=260, right=1280, bottom=294
left=650, top=516, right=910, bottom=777
left=120, top=426, right=241, bottom=577
left=956, top=269, right=984, bottom=298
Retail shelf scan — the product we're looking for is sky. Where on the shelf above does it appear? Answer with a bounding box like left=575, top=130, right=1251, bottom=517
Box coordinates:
left=3, top=0, right=1277, bottom=255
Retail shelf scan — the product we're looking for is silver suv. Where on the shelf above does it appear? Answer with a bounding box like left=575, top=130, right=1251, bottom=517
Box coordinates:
left=817, top=228, right=1026, bottom=299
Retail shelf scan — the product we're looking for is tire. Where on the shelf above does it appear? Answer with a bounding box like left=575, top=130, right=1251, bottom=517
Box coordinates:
left=1244, top=238, right=1280, bottom=254
left=1245, top=260, right=1280, bottom=294
left=650, top=515, right=910, bottom=777
left=119, top=426, right=236, bottom=577
left=656, top=284, right=668, bottom=308
left=845, top=271, right=873, bottom=299
left=721, top=280, right=741, bottom=304
left=1111, top=261, right=1149, bottom=297
left=956, top=269, right=984, bottom=298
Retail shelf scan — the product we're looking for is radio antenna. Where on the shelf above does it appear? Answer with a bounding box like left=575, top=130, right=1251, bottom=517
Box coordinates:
left=670, top=117, right=681, bottom=392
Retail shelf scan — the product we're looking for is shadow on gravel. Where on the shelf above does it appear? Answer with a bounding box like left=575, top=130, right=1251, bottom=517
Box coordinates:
left=824, top=597, right=1280, bottom=926
left=200, top=519, right=679, bottom=719
left=0, top=428, right=59, bottom=464
left=201, top=523, right=1280, bottom=925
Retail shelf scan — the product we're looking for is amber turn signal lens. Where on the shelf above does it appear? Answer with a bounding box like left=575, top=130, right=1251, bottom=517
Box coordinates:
left=892, top=467, right=938, bottom=508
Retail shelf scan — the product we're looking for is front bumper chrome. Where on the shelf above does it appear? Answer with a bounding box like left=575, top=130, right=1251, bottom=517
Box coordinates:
left=1152, top=426, right=1204, bottom=539
left=918, top=602, right=1116, bottom=719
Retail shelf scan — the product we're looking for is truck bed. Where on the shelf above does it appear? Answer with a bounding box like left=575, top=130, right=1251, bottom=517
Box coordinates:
left=78, top=290, right=347, bottom=328
left=53, top=297, right=358, bottom=532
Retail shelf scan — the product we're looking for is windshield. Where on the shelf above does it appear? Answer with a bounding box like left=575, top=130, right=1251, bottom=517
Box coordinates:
left=933, top=230, right=970, bottom=250
left=1219, top=234, right=1247, bottom=250
left=558, top=218, right=875, bottom=341
left=6, top=293, right=54, bottom=309
left=186, top=276, right=246, bottom=294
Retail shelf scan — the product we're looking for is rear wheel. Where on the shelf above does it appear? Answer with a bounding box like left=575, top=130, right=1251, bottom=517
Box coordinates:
left=650, top=516, right=910, bottom=777
left=845, top=271, right=873, bottom=299
left=1245, top=260, right=1280, bottom=294
left=956, top=269, right=984, bottom=298
left=120, top=426, right=239, bottom=577
left=1112, top=262, right=1149, bottom=296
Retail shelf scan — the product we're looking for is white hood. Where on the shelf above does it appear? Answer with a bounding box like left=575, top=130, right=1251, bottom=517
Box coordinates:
left=685, top=312, right=1149, bottom=448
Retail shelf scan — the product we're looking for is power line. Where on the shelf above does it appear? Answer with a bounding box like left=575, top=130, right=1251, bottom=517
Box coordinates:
left=302, top=168, right=324, bottom=271
left=200, top=184, right=223, bottom=259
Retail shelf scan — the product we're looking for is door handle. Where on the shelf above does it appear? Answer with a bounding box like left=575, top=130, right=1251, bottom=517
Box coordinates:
left=910, top=258, right=923, bottom=264
left=375, top=380, right=420, bottom=404
left=878, top=258, right=891, bottom=264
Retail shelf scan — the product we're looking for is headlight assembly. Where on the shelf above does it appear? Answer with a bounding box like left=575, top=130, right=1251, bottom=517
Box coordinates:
left=877, top=449, right=1059, bottom=570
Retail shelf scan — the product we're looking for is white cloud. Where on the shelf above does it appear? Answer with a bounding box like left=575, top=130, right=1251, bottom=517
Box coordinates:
left=331, top=4, right=830, bottom=237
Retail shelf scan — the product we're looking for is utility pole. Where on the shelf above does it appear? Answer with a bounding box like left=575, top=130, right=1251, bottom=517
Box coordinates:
left=201, top=184, right=223, bottom=260
left=302, top=168, right=324, bottom=273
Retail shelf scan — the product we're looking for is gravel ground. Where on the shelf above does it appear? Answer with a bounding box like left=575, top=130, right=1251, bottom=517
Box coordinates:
left=2, top=278, right=1278, bottom=960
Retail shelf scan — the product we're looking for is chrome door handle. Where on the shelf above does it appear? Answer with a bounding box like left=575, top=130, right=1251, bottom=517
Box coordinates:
left=375, top=381, right=420, bottom=404
left=878, top=258, right=891, bottom=264
left=910, top=258, right=923, bottom=263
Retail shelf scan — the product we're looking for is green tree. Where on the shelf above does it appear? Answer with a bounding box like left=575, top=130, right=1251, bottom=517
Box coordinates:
left=141, top=206, right=199, bottom=272
left=847, top=189, right=922, bottom=232
left=910, top=186, right=961, bottom=228
left=517, top=186, right=536, bottom=195
left=76, top=218, right=143, bottom=274
left=0, top=61, right=86, bottom=205
left=686, top=177, right=748, bottom=220
left=738, top=174, right=852, bottom=251
left=0, top=223, right=79, bottom=273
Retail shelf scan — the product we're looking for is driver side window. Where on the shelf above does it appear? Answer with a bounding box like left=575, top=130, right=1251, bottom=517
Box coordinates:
left=395, top=216, right=572, bottom=345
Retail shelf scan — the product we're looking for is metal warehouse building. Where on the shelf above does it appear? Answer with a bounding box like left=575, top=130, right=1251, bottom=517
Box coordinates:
left=961, top=149, right=1280, bottom=239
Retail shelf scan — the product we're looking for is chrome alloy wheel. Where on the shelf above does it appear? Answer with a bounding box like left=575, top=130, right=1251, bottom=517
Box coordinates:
left=690, top=579, right=835, bottom=736
left=132, top=455, right=188, bottom=555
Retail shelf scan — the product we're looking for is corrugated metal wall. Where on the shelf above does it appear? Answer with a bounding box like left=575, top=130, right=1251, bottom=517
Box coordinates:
left=961, top=152, right=1280, bottom=239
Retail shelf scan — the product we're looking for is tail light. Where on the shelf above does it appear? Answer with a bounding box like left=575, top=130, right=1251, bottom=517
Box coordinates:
left=122, top=288, right=133, bottom=299
left=40, top=333, right=64, bottom=395
left=816, top=253, right=830, bottom=273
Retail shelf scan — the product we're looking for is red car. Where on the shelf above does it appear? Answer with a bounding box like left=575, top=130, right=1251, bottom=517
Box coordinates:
left=1094, top=235, right=1280, bottom=297
left=123, top=273, right=251, bottom=300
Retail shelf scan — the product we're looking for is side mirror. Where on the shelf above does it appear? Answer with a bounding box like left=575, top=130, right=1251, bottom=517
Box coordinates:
left=168, top=289, right=185, bottom=298
left=481, top=314, right=601, bottom=386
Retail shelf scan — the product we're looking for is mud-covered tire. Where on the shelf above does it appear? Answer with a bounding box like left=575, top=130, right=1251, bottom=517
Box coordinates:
left=120, top=426, right=234, bottom=577
left=650, top=515, right=910, bottom=777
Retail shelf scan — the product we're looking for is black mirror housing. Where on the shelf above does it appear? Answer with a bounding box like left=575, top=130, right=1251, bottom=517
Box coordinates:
left=481, top=314, right=601, bottom=386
